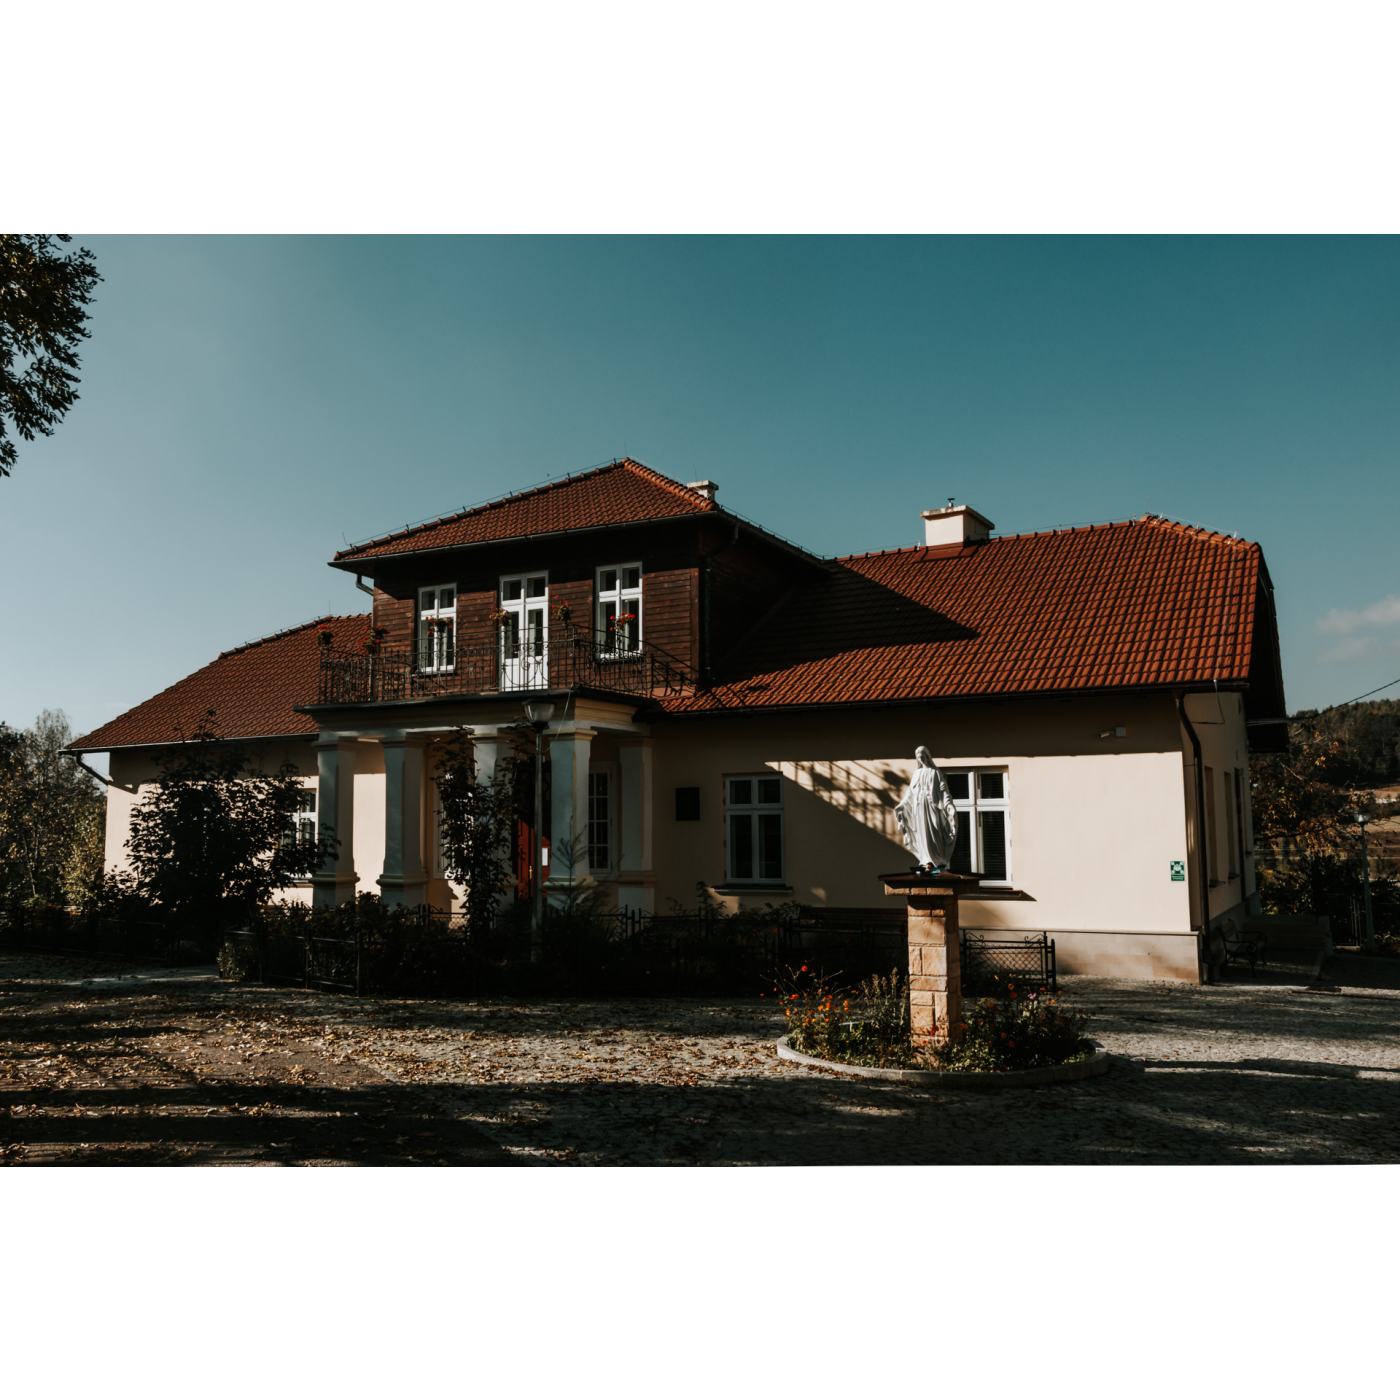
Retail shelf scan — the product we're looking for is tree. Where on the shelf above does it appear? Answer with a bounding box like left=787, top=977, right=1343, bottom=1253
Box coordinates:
left=124, top=715, right=332, bottom=929
left=1, top=235, right=101, bottom=478
left=0, top=709, right=105, bottom=906
left=433, top=728, right=521, bottom=935
left=1250, top=717, right=1384, bottom=929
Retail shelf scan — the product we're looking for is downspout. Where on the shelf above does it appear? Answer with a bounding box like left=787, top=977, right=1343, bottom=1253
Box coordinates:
left=699, top=523, right=740, bottom=688
left=355, top=574, right=374, bottom=597
left=1177, top=693, right=1212, bottom=980
left=74, top=755, right=120, bottom=790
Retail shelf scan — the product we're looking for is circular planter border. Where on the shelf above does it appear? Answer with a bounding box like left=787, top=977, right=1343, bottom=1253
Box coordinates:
left=775, top=1037, right=1111, bottom=1091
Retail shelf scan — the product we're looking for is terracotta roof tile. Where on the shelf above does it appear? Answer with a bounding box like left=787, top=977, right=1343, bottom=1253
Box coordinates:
left=670, top=516, right=1265, bottom=712
left=334, top=458, right=717, bottom=563
left=70, top=615, right=370, bottom=751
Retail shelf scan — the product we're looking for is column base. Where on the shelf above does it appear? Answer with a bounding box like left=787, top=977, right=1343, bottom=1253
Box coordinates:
left=311, top=873, right=359, bottom=910
left=377, top=874, right=429, bottom=908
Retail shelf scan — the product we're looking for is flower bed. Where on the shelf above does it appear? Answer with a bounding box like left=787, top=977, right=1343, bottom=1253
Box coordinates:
left=769, top=964, right=1096, bottom=1075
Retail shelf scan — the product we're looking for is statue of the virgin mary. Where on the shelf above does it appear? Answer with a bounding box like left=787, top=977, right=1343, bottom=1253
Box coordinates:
left=894, top=746, right=959, bottom=873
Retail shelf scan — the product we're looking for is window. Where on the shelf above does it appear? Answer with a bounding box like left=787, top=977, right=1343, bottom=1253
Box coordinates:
left=725, top=774, right=784, bottom=883
left=500, top=572, right=548, bottom=688
left=283, top=789, right=317, bottom=850
left=596, top=563, right=641, bottom=655
left=588, top=767, right=616, bottom=872
left=418, top=583, right=456, bottom=674
left=944, top=769, right=1010, bottom=882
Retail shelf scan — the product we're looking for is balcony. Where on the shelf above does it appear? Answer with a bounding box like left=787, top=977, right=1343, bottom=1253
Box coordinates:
left=316, top=626, right=697, bottom=706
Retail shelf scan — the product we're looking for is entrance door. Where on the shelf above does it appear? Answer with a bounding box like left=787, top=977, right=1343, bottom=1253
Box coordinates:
left=499, top=572, right=548, bottom=689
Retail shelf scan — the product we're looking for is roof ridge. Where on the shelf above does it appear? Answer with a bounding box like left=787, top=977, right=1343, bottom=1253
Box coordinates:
left=833, top=514, right=1257, bottom=564
left=334, top=457, right=715, bottom=561
left=217, top=612, right=370, bottom=660
left=615, top=456, right=720, bottom=511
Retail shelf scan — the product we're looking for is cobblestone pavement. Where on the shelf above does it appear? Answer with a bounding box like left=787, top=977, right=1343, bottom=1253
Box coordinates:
left=3, top=949, right=1398, bottom=1164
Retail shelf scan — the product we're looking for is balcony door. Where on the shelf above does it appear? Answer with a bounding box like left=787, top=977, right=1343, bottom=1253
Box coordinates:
left=499, top=572, right=548, bottom=689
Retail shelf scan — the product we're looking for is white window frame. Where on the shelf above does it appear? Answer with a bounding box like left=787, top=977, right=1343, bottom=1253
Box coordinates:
left=281, top=787, right=317, bottom=853
left=724, top=772, right=785, bottom=884
left=499, top=571, right=549, bottom=689
left=944, top=767, right=1011, bottom=885
left=417, top=582, right=457, bottom=674
left=595, top=562, right=642, bottom=657
left=588, top=762, right=618, bottom=875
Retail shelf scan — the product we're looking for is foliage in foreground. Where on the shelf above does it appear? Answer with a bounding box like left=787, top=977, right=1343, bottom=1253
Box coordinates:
left=0, top=235, right=101, bottom=478
left=120, top=715, right=331, bottom=931
left=776, top=963, right=1093, bottom=1073
left=0, top=709, right=105, bottom=907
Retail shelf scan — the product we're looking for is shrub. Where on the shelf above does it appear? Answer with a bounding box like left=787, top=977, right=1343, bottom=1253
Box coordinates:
left=937, top=983, right=1093, bottom=1073
left=776, top=965, right=1094, bottom=1074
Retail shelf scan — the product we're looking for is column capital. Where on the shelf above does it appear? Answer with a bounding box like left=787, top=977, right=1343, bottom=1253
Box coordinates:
left=379, top=729, right=430, bottom=748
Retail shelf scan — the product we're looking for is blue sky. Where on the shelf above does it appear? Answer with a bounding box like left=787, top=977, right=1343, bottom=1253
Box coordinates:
left=4, top=235, right=1398, bottom=746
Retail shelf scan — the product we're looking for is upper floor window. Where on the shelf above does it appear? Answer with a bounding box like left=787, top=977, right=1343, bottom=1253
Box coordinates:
left=596, top=563, right=641, bottom=655
left=418, top=584, right=456, bottom=673
left=500, top=572, right=548, bottom=688
left=725, top=773, right=784, bottom=883
left=944, top=769, right=1010, bottom=883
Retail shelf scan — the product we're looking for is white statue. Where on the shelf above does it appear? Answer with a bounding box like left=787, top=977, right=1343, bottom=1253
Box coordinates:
left=894, top=746, right=959, bottom=874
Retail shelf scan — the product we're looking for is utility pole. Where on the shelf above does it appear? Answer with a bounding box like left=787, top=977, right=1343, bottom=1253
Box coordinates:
left=1357, top=810, right=1376, bottom=953
left=523, top=700, right=554, bottom=961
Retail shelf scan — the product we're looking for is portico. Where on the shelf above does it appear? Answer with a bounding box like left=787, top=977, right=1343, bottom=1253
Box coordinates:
left=305, top=698, right=655, bottom=915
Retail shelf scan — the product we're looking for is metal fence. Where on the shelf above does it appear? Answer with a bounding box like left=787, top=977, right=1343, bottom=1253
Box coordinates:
left=960, top=929, right=1058, bottom=991
left=217, top=905, right=911, bottom=999
left=0, top=904, right=218, bottom=967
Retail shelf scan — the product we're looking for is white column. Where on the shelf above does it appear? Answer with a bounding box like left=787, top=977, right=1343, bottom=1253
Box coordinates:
left=547, top=726, right=596, bottom=889
left=312, top=734, right=358, bottom=909
left=470, top=725, right=510, bottom=787
left=467, top=724, right=515, bottom=911
left=618, top=738, right=654, bottom=914
left=379, top=731, right=428, bottom=908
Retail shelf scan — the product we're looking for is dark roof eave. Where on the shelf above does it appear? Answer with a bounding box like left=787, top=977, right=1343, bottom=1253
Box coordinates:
left=292, top=683, right=652, bottom=717
left=655, top=678, right=1252, bottom=721
left=66, top=731, right=316, bottom=755
left=329, top=508, right=824, bottom=574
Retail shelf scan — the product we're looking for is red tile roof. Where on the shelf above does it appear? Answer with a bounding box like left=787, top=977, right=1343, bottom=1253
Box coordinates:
left=333, top=458, right=718, bottom=564
left=670, top=516, right=1274, bottom=712
left=70, top=615, right=370, bottom=752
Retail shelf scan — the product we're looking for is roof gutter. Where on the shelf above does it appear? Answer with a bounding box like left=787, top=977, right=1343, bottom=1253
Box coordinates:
left=653, top=678, right=1252, bottom=721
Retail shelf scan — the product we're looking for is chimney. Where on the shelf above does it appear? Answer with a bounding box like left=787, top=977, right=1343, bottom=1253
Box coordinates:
left=688, top=480, right=718, bottom=502
left=922, top=500, right=994, bottom=547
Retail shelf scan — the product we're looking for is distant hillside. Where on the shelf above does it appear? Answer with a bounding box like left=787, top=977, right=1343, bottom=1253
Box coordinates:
left=1291, top=698, right=1400, bottom=788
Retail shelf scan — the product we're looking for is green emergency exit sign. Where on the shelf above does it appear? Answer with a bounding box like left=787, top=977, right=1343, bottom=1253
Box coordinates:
left=1170, top=861, right=1186, bottom=881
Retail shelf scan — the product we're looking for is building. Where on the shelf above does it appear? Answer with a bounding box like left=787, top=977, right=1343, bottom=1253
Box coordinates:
left=71, top=458, right=1288, bottom=982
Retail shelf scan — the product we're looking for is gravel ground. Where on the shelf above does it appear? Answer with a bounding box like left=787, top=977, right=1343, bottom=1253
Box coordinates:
left=3, top=947, right=1398, bottom=1165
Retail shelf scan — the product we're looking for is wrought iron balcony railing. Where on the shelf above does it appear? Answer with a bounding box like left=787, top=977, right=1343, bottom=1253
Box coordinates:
left=316, top=626, right=697, bottom=705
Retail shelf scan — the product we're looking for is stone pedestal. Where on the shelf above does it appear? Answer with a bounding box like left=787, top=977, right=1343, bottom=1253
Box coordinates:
left=881, top=872, right=985, bottom=1047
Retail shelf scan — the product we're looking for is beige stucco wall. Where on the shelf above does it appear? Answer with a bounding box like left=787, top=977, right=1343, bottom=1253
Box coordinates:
left=649, top=692, right=1224, bottom=981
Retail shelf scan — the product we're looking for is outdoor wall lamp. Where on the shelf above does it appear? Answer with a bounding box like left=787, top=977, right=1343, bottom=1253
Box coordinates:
left=522, top=701, right=555, bottom=957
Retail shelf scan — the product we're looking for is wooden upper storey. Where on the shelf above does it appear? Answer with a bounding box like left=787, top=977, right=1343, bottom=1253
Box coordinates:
left=329, top=459, right=825, bottom=680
